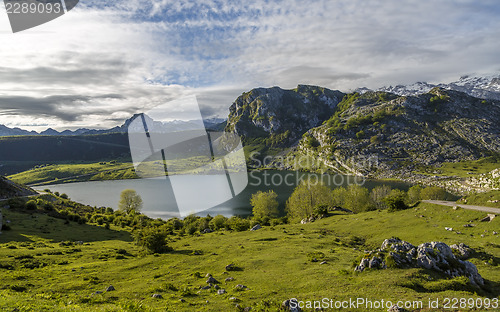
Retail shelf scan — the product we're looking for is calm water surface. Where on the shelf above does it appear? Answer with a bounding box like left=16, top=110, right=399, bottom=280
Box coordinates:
left=34, top=170, right=410, bottom=219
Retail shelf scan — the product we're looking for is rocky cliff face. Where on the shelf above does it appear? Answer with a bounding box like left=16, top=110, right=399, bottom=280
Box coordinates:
left=297, top=88, right=500, bottom=177
left=225, top=85, right=344, bottom=146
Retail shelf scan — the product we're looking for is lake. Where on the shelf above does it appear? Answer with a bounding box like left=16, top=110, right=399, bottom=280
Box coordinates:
left=34, top=170, right=411, bottom=219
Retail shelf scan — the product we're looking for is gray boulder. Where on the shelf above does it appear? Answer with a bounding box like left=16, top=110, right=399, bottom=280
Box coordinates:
left=282, top=298, right=301, bottom=312
left=206, top=276, right=219, bottom=284
left=250, top=224, right=261, bottom=231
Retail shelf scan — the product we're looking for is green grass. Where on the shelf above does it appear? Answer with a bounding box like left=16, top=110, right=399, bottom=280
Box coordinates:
left=460, top=190, right=500, bottom=208
left=415, top=156, right=500, bottom=178
left=1, top=202, right=500, bottom=311
left=7, top=161, right=137, bottom=186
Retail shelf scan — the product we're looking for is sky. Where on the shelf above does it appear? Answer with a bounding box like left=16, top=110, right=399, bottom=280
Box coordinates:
left=0, top=0, right=500, bottom=131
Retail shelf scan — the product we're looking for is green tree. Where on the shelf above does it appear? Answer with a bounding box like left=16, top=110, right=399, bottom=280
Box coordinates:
left=118, top=189, right=143, bottom=214
left=286, top=182, right=332, bottom=222
left=344, top=184, right=373, bottom=212
left=420, top=186, right=447, bottom=200
left=370, top=185, right=392, bottom=209
left=251, top=190, right=279, bottom=221
left=383, top=189, right=409, bottom=212
left=134, top=227, right=170, bottom=253
left=407, top=185, right=423, bottom=205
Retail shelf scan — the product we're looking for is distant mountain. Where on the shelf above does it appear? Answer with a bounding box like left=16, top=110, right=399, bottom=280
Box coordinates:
left=358, top=75, right=500, bottom=100
left=0, top=115, right=228, bottom=137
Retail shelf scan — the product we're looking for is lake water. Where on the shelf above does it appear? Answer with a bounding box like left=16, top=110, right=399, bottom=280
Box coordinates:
left=34, top=170, right=410, bottom=219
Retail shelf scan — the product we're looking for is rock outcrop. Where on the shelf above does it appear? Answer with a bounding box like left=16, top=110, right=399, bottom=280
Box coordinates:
left=355, top=238, right=484, bottom=287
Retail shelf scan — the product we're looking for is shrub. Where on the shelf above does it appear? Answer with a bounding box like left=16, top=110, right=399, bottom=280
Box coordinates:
left=60, top=193, right=69, bottom=199
left=25, top=200, right=37, bottom=210
left=209, top=215, right=227, bottom=231
left=407, top=185, right=423, bottom=205
left=383, top=189, right=409, bottom=212
left=134, top=227, right=170, bottom=254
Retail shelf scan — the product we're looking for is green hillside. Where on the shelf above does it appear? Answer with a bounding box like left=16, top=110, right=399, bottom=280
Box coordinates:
left=1, top=200, right=499, bottom=311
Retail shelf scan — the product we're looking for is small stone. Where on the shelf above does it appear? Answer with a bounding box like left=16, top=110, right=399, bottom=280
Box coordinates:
left=217, top=289, right=226, bottom=295
left=225, top=277, right=235, bottom=282
left=229, top=297, right=238, bottom=301
left=205, top=273, right=212, bottom=277
left=225, top=263, right=235, bottom=271
left=311, top=258, right=318, bottom=262
left=388, top=305, right=405, bottom=312
left=445, top=227, right=453, bottom=231
left=250, top=224, right=261, bottom=231
left=200, top=286, right=211, bottom=290
left=179, top=298, right=186, bottom=303
left=320, top=261, right=327, bottom=265
left=214, top=285, right=220, bottom=290
left=152, top=294, right=163, bottom=299
left=206, top=276, right=219, bottom=284
left=94, top=291, right=103, bottom=295
left=105, top=285, right=115, bottom=292
left=493, top=231, right=498, bottom=235
left=235, top=284, right=247, bottom=291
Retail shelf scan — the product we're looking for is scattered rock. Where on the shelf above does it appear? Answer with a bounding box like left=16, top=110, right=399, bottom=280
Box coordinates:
left=235, top=284, right=247, bottom=291
left=214, top=285, right=220, bottom=290
left=282, top=298, right=301, bottom=312
left=494, top=231, right=498, bottom=235
left=152, top=294, right=163, bottom=299
left=311, top=258, right=318, bottom=262
left=206, top=276, right=219, bottom=284
left=453, top=206, right=460, bottom=210
left=320, top=261, right=327, bottom=265
left=205, top=273, right=212, bottom=277
left=200, top=286, right=211, bottom=290
left=250, top=224, right=261, bottom=231
left=445, top=227, right=453, bottom=231
left=463, top=224, right=474, bottom=227
left=105, top=286, right=115, bottom=292
left=94, top=291, right=103, bottom=295
left=225, top=277, right=235, bottom=282
left=480, top=214, right=496, bottom=222
left=229, top=297, right=238, bottom=301
left=225, top=263, right=236, bottom=271
left=179, top=298, right=186, bottom=303
left=217, top=289, right=226, bottom=295
left=202, top=228, right=213, bottom=234
left=388, top=305, right=407, bottom=312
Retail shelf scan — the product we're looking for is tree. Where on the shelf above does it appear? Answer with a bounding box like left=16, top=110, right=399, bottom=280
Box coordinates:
left=251, top=190, right=279, bottom=221
left=286, top=183, right=332, bottom=222
left=420, top=186, right=447, bottom=200
left=370, top=185, right=392, bottom=209
left=118, top=189, right=143, bottom=214
left=407, top=185, right=423, bottom=205
left=344, top=184, right=373, bottom=212
left=383, top=189, right=409, bottom=212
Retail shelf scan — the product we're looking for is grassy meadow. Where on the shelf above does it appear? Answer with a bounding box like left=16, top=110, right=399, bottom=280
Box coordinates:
left=1, top=201, right=499, bottom=311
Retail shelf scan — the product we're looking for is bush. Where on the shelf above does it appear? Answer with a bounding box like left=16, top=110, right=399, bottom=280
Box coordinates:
left=134, top=227, right=170, bottom=253
left=209, top=215, right=227, bottom=231
left=60, top=193, right=69, bottom=199
left=383, top=189, right=409, bottom=212
left=25, top=200, right=37, bottom=210
left=407, top=185, right=423, bottom=205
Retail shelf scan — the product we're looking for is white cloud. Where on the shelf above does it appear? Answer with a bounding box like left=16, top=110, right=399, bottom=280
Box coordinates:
left=0, top=0, right=499, bottom=131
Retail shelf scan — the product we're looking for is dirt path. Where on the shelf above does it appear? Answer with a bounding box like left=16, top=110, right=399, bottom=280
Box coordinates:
left=422, top=200, right=500, bottom=214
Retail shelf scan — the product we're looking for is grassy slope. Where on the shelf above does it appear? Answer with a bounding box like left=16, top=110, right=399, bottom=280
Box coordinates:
left=1, top=203, right=499, bottom=311
left=459, top=190, right=500, bottom=208
left=7, top=162, right=137, bottom=186
left=414, top=156, right=500, bottom=178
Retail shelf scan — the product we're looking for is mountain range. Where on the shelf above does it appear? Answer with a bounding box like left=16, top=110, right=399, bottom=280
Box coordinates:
left=357, top=75, right=500, bottom=100
left=225, top=80, right=500, bottom=188
left=0, top=117, right=226, bottom=137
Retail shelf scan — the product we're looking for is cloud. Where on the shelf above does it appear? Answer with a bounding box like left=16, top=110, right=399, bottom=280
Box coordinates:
left=0, top=0, right=499, bottom=131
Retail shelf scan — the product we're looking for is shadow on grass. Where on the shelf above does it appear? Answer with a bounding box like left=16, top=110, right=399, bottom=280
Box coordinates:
left=397, top=269, right=500, bottom=298
left=0, top=210, right=132, bottom=244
